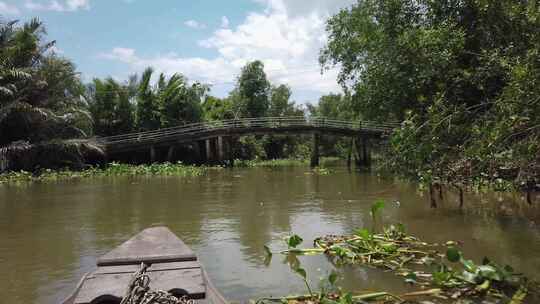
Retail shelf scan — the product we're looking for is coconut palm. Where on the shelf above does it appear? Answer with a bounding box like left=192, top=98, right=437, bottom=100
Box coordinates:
left=135, top=68, right=204, bottom=131
left=0, top=19, right=99, bottom=172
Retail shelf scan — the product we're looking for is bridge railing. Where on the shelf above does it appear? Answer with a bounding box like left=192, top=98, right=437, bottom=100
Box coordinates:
left=97, top=117, right=400, bottom=146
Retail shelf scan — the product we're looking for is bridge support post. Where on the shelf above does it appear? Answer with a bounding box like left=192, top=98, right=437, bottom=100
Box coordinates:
left=150, top=146, right=156, bottom=163
left=167, top=146, right=175, bottom=162
left=205, top=139, right=212, bottom=162
left=310, top=132, right=320, bottom=167
left=362, top=137, right=371, bottom=167
left=193, top=142, right=201, bottom=163
left=197, top=140, right=206, bottom=163
left=355, top=137, right=371, bottom=168
left=217, top=136, right=224, bottom=162
left=347, top=138, right=353, bottom=168
left=227, top=137, right=236, bottom=167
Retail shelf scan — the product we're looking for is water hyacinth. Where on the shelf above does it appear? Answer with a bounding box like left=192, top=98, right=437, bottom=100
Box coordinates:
left=235, top=158, right=309, bottom=168
left=0, top=162, right=213, bottom=184
left=261, top=202, right=539, bottom=304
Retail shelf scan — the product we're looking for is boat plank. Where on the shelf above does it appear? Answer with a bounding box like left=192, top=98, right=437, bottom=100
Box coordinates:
left=97, top=227, right=196, bottom=266
left=94, top=261, right=201, bottom=275
left=75, top=268, right=206, bottom=304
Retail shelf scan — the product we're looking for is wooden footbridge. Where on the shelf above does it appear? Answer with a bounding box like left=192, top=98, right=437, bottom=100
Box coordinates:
left=96, top=116, right=399, bottom=166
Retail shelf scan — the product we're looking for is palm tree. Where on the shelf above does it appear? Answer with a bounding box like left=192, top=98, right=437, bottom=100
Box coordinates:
left=0, top=19, right=100, bottom=172
left=135, top=68, right=204, bottom=130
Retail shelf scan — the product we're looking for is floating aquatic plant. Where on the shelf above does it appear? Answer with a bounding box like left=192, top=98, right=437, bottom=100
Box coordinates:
left=261, top=201, right=539, bottom=304
left=0, top=162, right=213, bottom=184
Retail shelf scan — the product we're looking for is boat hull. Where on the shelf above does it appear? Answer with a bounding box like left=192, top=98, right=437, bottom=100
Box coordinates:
left=62, top=227, right=227, bottom=304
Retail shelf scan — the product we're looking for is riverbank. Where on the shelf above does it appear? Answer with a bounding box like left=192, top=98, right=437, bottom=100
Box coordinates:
left=0, top=158, right=341, bottom=184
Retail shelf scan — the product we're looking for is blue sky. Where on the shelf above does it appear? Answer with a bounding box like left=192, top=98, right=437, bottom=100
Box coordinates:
left=0, top=0, right=355, bottom=103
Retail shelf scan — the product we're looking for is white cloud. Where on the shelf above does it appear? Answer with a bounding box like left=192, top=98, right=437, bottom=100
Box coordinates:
left=184, top=19, right=206, bottom=30
left=101, top=0, right=352, bottom=101
left=254, top=0, right=354, bottom=16
left=0, top=1, right=20, bottom=15
left=24, top=0, right=90, bottom=12
left=221, top=16, right=230, bottom=28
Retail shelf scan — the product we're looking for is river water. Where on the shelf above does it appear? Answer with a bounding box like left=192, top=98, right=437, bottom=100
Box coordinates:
left=1, top=165, right=539, bottom=304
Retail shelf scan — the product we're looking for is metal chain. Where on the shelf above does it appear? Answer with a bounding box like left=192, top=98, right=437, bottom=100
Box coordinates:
left=120, top=263, right=196, bottom=304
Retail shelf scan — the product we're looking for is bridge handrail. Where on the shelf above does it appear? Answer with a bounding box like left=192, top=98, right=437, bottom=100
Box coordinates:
left=98, top=119, right=398, bottom=145
left=97, top=117, right=400, bottom=146
left=98, top=116, right=311, bottom=141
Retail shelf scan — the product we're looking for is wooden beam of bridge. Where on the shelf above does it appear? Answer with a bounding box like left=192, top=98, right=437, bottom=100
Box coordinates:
left=96, top=117, right=399, bottom=154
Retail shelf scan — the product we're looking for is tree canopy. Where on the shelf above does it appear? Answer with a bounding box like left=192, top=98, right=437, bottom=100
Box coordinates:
left=321, top=0, right=540, bottom=189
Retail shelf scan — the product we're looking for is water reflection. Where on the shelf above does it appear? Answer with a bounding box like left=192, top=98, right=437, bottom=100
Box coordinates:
left=0, top=165, right=539, bottom=304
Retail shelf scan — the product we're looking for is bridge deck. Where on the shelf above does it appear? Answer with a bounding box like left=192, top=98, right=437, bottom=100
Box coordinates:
left=97, top=117, right=398, bottom=154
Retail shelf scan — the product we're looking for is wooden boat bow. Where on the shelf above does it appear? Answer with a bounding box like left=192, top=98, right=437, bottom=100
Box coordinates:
left=63, top=227, right=227, bottom=304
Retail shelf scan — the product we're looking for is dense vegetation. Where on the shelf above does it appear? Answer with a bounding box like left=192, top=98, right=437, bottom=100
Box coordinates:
left=0, top=19, right=102, bottom=172
left=321, top=0, right=540, bottom=193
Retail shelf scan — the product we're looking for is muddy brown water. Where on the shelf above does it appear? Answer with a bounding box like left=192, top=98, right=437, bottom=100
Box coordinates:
left=1, top=165, right=539, bottom=304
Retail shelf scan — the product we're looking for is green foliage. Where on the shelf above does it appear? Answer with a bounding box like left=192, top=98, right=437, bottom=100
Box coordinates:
left=370, top=200, right=385, bottom=226
left=321, top=0, right=540, bottom=190
left=202, top=96, right=235, bottom=121
left=88, top=67, right=206, bottom=136
left=158, top=74, right=206, bottom=128
left=88, top=77, right=135, bottom=136
left=354, top=228, right=371, bottom=241
left=0, top=19, right=91, bottom=147
left=264, top=220, right=537, bottom=304
left=327, top=271, right=338, bottom=286
left=236, top=60, right=270, bottom=118
left=136, top=67, right=161, bottom=131
left=235, top=158, right=308, bottom=168
left=446, top=247, right=461, bottom=263
left=0, top=162, right=212, bottom=184
left=286, top=234, right=304, bottom=249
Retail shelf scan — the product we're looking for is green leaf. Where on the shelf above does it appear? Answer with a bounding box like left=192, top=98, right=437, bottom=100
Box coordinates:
left=510, top=285, right=528, bottom=304
left=328, top=271, right=338, bottom=285
left=404, top=272, right=417, bottom=284
left=286, top=234, right=304, bottom=249
left=446, top=247, right=461, bottom=263
left=478, top=265, right=501, bottom=281
left=380, top=242, right=397, bottom=253
left=461, top=258, right=477, bottom=273
left=476, top=280, right=491, bottom=292
left=433, top=271, right=451, bottom=286
left=354, top=228, right=371, bottom=240
left=370, top=200, right=386, bottom=218
left=396, top=223, right=406, bottom=234
left=458, top=270, right=479, bottom=284
left=339, top=292, right=353, bottom=304
left=504, top=265, right=515, bottom=274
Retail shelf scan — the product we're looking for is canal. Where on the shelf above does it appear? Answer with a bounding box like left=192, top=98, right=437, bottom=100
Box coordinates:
left=1, top=164, right=539, bottom=303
